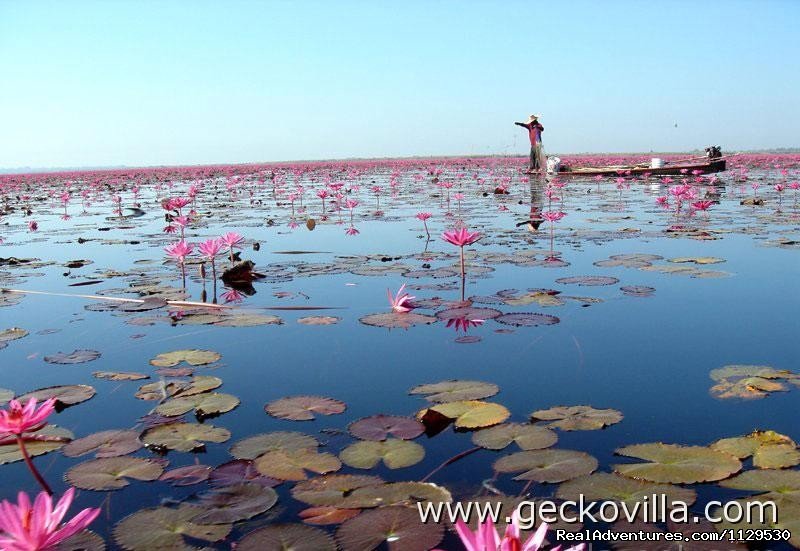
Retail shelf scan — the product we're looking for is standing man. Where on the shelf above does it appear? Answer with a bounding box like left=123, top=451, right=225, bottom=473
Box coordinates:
left=515, top=115, right=544, bottom=172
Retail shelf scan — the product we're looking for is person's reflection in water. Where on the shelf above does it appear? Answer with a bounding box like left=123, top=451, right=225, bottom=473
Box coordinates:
left=516, top=176, right=545, bottom=232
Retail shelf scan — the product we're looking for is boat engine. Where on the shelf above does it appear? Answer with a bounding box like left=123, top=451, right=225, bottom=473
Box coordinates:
left=705, top=145, right=722, bottom=159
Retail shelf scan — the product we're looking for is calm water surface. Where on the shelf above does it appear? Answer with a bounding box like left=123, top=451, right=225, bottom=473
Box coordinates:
left=1, top=157, right=799, bottom=549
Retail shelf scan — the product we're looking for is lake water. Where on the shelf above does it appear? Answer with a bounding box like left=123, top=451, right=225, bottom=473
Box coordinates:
left=1, top=154, right=799, bottom=550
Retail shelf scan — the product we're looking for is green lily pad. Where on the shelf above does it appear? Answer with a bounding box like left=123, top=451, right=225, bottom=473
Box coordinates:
left=57, top=530, right=106, bottom=550
left=711, top=430, right=800, bottom=469
left=709, top=365, right=797, bottom=400
left=668, top=256, right=725, bottom=264
left=531, top=405, right=624, bottom=431
left=159, top=464, right=212, bottom=486
left=419, top=400, right=510, bottom=429
left=44, top=349, right=101, bottom=364
left=230, top=431, right=319, bottom=460
left=348, top=415, right=424, bottom=441
left=409, top=380, right=499, bottom=403
left=92, top=371, right=149, bottom=381
left=65, top=456, right=164, bottom=490
left=340, top=439, right=425, bottom=469
left=237, top=524, right=336, bottom=551
left=719, top=469, right=800, bottom=501
left=0, top=327, right=28, bottom=345
left=174, top=375, right=224, bottom=397
left=298, top=506, right=361, bottom=526
left=155, top=392, right=240, bottom=418
left=338, top=482, right=453, bottom=509
left=113, top=504, right=231, bottom=550
left=471, top=423, right=558, bottom=450
left=17, top=385, right=96, bottom=408
left=291, top=475, right=385, bottom=507
left=556, top=472, right=697, bottom=508
left=62, top=429, right=142, bottom=458
left=141, top=422, right=231, bottom=452
left=614, top=443, right=742, bottom=484
left=149, top=349, right=221, bottom=367
left=214, top=313, right=284, bottom=327
left=254, top=448, right=341, bottom=481
left=0, top=425, right=73, bottom=464
left=191, top=483, right=278, bottom=524
left=335, top=506, right=444, bottom=551
left=358, top=312, right=438, bottom=329
left=265, top=395, right=346, bottom=421
left=494, top=449, right=598, bottom=482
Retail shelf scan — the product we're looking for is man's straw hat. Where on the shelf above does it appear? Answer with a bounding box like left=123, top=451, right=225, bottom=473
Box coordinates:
left=525, top=114, right=539, bottom=124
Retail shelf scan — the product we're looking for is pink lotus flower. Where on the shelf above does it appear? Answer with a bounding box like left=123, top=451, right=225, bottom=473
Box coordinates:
left=164, top=240, right=193, bottom=264
left=442, top=228, right=481, bottom=247
left=220, top=232, right=244, bottom=248
left=345, top=226, right=360, bottom=236
left=774, top=184, right=786, bottom=193
left=0, top=398, right=55, bottom=436
left=345, top=199, right=359, bottom=209
left=198, top=238, right=224, bottom=259
left=691, top=200, right=713, bottom=211
left=540, top=211, right=566, bottom=222
left=416, top=212, right=432, bottom=221
left=27, top=221, right=38, bottom=232
left=387, top=284, right=415, bottom=313
left=316, top=189, right=329, bottom=199
left=0, top=488, right=100, bottom=551
left=167, top=197, right=191, bottom=211
left=449, top=512, right=586, bottom=551
left=173, top=215, right=190, bottom=228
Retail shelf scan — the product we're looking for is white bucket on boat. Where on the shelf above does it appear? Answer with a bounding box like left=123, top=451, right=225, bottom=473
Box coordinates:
left=546, top=156, right=561, bottom=174
left=650, top=158, right=664, bottom=169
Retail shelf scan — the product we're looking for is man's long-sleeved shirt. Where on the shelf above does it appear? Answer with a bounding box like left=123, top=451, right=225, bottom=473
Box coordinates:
left=515, top=121, right=544, bottom=146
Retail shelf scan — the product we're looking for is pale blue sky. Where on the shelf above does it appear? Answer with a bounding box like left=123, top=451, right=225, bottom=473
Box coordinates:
left=1, top=0, right=797, bottom=168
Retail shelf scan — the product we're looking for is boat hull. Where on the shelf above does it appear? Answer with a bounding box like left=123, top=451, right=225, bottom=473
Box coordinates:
left=527, top=159, right=727, bottom=177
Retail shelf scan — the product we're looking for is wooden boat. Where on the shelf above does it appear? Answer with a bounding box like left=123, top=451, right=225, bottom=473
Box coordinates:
left=546, top=158, right=726, bottom=177
left=527, top=148, right=728, bottom=177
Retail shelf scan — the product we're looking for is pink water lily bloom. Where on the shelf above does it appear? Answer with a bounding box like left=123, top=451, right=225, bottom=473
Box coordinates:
left=448, top=514, right=586, bottom=551
left=442, top=228, right=481, bottom=247
left=27, top=221, right=38, bottom=232
left=387, top=284, right=415, bottom=313
left=0, top=398, right=56, bottom=436
left=219, top=232, right=244, bottom=248
left=198, top=238, right=224, bottom=259
left=453, top=516, right=500, bottom=551
left=0, top=488, right=100, bottom=551
left=691, top=200, right=714, bottom=211
left=540, top=211, right=566, bottom=222
left=415, top=212, right=432, bottom=221
left=164, top=240, right=193, bottom=264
